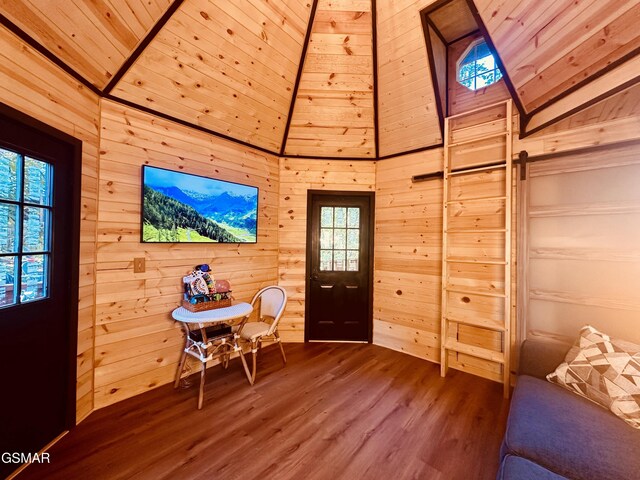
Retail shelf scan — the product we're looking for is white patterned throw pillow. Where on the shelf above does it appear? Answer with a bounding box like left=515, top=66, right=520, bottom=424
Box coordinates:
left=547, top=325, right=640, bottom=429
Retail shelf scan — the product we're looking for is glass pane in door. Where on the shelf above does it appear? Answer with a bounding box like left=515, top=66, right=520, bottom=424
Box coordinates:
left=0, top=149, right=19, bottom=201
left=20, top=254, right=48, bottom=303
left=23, top=207, right=49, bottom=252
left=0, top=256, right=17, bottom=306
left=0, top=203, right=18, bottom=253
left=318, top=206, right=360, bottom=272
left=24, top=157, right=53, bottom=206
left=0, top=150, right=53, bottom=308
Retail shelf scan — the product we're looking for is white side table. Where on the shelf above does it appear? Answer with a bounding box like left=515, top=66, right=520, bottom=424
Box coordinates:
left=172, top=302, right=253, bottom=409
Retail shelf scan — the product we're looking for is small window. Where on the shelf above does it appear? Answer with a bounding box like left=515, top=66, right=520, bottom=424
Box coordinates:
left=457, top=39, right=503, bottom=91
left=319, top=206, right=360, bottom=272
left=0, top=147, right=53, bottom=307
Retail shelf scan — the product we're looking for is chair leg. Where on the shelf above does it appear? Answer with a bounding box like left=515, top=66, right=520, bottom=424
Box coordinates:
left=238, top=349, right=254, bottom=386
left=198, top=360, right=206, bottom=410
left=174, top=348, right=188, bottom=388
left=256, top=339, right=263, bottom=362
left=221, top=344, right=230, bottom=370
left=275, top=331, right=286, bottom=364
left=251, top=340, right=258, bottom=384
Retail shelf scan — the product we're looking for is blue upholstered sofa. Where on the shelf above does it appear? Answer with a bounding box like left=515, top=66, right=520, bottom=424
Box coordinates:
left=497, top=339, right=640, bottom=480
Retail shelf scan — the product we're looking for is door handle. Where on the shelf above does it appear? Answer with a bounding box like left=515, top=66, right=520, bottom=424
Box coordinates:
left=311, top=273, right=319, bottom=281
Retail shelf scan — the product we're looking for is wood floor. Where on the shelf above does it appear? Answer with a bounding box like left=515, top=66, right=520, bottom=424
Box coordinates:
left=19, top=343, right=510, bottom=480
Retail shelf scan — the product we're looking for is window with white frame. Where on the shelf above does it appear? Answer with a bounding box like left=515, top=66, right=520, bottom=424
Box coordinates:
left=457, top=39, right=503, bottom=91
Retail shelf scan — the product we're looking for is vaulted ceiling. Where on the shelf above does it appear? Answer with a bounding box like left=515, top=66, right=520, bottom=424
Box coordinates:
left=1, top=0, right=639, bottom=158
left=473, top=0, right=640, bottom=133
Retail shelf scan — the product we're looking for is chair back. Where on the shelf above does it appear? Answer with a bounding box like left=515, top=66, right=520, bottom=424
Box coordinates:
left=251, top=286, right=287, bottom=336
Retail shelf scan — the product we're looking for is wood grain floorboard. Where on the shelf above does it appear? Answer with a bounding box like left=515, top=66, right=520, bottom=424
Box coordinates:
left=17, top=343, right=510, bottom=480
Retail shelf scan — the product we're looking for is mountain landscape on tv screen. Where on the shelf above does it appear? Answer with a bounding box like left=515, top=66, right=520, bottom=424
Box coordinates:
left=142, top=184, right=258, bottom=243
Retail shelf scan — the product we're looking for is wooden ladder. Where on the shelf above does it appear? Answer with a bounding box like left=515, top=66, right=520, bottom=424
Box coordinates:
left=440, top=99, right=513, bottom=398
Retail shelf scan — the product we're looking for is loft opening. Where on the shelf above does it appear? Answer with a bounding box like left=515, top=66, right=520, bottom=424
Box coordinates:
left=420, top=0, right=514, bottom=135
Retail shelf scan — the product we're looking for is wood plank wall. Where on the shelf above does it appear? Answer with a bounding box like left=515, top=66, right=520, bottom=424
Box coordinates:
left=524, top=142, right=640, bottom=345
left=373, top=149, right=443, bottom=361
left=377, top=0, right=442, bottom=156
left=0, top=26, right=100, bottom=423
left=95, top=99, right=279, bottom=408
left=514, top=107, right=640, bottom=157
left=513, top=98, right=640, bottom=348
left=278, top=158, right=376, bottom=341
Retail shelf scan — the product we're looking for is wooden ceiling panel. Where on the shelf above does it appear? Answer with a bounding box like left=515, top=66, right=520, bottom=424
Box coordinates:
left=428, top=0, right=477, bottom=43
left=377, top=0, right=442, bottom=157
left=113, top=0, right=312, bottom=152
left=1, top=0, right=172, bottom=89
left=476, top=0, right=640, bottom=114
left=540, top=81, right=640, bottom=135
left=284, top=0, right=375, bottom=158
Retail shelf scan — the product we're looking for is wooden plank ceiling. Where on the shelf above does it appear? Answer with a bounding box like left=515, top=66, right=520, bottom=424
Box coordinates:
left=283, top=0, right=375, bottom=158
left=2, top=0, right=640, bottom=156
left=429, top=0, right=476, bottom=44
left=1, top=0, right=173, bottom=89
left=376, top=0, right=443, bottom=157
left=112, top=0, right=312, bottom=152
left=538, top=81, right=640, bottom=134
left=475, top=0, right=640, bottom=115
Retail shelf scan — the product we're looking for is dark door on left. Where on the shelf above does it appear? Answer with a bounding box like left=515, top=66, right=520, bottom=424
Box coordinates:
left=0, top=105, right=80, bottom=477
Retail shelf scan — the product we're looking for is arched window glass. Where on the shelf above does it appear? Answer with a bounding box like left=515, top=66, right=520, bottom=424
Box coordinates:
left=457, top=40, right=503, bottom=90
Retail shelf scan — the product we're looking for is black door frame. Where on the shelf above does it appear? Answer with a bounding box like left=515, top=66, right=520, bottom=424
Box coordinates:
left=0, top=102, right=82, bottom=432
left=304, top=190, right=375, bottom=343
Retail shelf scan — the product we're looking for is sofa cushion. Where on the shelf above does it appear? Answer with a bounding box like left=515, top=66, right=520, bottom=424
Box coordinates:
left=497, top=455, right=568, bottom=480
left=547, top=325, right=640, bottom=429
left=503, top=375, right=640, bottom=480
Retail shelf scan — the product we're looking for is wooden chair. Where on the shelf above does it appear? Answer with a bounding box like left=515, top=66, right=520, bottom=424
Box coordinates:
left=238, top=286, right=287, bottom=384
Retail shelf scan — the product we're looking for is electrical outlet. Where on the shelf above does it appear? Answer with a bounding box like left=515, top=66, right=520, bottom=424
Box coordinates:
left=133, top=257, right=146, bottom=273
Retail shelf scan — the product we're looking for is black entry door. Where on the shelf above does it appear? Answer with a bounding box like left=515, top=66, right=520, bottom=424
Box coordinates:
left=0, top=105, right=80, bottom=476
left=306, top=191, right=374, bottom=342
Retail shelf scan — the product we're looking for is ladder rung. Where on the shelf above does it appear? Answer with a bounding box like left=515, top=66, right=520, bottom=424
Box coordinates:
left=446, top=257, right=507, bottom=265
left=444, top=339, right=505, bottom=364
left=448, top=163, right=507, bottom=176
left=447, top=195, right=507, bottom=204
left=444, top=316, right=506, bottom=332
left=448, top=131, right=507, bottom=148
left=446, top=228, right=507, bottom=234
left=446, top=287, right=506, bottom=298
left=445, top=99, right=510, bottom=120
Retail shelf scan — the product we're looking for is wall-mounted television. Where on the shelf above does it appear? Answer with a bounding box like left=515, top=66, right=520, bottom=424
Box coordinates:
left=141, top=165, right=258, bottom=243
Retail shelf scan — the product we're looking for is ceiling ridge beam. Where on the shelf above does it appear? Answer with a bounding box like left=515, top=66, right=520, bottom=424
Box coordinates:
left=0, top=13, right=101, bottom=96
left=377, top=143, right=444, bottom=161
left=103, top=0, right=184, bottom=95
left=279, top=0, right=320, bottom=156
left=420, top=12, right=446, bottom=141
left=371, top=0, right=379, bottom=158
